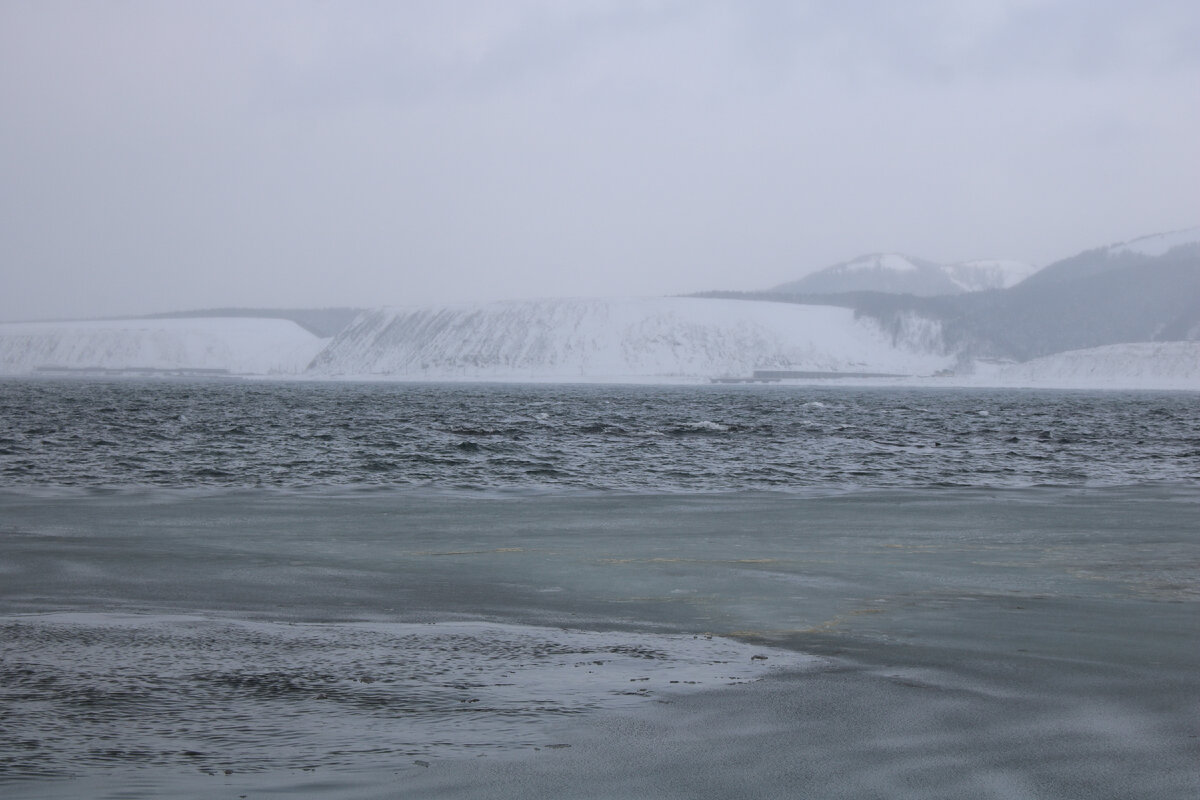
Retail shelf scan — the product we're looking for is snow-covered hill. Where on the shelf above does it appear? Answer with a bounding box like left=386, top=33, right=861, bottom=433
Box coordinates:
left=1109, top=226, right=1200, bottom=257
left=976, top=342, right=1200, bottom=390
left=307, top=297, right=954, bottom=380
left=773, top=253, right=1036, bottom=296
left=0, top=318, right=327, bottom=376
left=944, top=259, right=1039, bottom=292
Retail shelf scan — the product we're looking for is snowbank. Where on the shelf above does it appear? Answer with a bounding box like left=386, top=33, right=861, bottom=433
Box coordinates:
left=972, top=341, right=1200, bottom=391
left=0, top=317, right=328, bottom=376
left=307, top=297, right=954, bottom=380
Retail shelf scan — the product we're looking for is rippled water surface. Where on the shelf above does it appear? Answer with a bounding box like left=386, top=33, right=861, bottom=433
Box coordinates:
left=2, top=379, right=1197, bottom=490
left=2, top=379, right=1198, bottom=799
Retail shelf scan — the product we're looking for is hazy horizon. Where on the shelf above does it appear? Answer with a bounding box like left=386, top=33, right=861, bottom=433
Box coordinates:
left=3, top=1, right=1198, bottom=322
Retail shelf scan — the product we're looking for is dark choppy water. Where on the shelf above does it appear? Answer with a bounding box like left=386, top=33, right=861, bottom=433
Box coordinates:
left=2, top=379, right=1198, bottom=799
left=2, top=379, right=1198, bottom=490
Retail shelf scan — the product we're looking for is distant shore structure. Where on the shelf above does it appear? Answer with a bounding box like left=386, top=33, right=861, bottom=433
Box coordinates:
left=712, top=369, right=907, bottom=384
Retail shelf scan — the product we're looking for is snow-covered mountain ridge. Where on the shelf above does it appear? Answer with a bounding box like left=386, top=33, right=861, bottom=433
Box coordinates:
left=1, top=226, right=1194, bottom=387
left=1108, top=226, right=1200, bottom=257
left=773, top=253, right=1038, bottom=297
left=307, top=297, right=953, bottom=380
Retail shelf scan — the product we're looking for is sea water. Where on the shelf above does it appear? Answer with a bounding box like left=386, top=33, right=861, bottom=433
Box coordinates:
left=1, top=380, right=1197, bottom=799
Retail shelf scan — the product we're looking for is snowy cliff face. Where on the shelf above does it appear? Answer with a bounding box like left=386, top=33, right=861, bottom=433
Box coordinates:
left=0, top=318, right=328, bottom=375
left=773, top=253, right=1037, bottom=296
left=307, top=298, right=954, bottom=380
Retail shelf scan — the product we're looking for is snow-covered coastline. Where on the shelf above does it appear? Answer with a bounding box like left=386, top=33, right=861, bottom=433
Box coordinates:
left=0, top=317, right=326, bottom=376
left=966, top=341, right=1200, bottom=391
left=307, top=297, right=953, bottom=381
left=2, top=302, right=1197, bottom=391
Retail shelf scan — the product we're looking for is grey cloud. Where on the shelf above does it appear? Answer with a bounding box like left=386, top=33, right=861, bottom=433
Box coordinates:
left=1, top=1, right=1197, bottom=321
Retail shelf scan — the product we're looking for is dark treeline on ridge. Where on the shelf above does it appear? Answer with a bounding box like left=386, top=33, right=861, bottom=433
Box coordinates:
left=691, top=243, right=1200, bottom=362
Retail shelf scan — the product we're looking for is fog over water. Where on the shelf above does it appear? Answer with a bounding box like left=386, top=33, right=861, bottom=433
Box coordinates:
left=2, top=1, right=1198, bottom=321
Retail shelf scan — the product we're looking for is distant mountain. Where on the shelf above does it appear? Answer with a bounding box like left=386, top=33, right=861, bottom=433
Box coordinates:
left=3, top=228, right=1194, bottom=386
left=772, top=253, right=1037, bottom=297
left=1015, top=227, right=1200, bottom=289
left=943, top=231, right=1200, bottom=359
left=307, top=298, right=953, bottom=380
left=943, top=259, right=1040, bottom=293
left=1109, top=227, right=1200, bottom=258
left=696, top=226, right=1200, bottom=367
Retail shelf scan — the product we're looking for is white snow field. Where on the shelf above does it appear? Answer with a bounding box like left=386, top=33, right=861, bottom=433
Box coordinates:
left=943, top=259, right=1039, bottom=291
left=839, top=254, right=1036, bottom=289
left=841, top=253, right=921, bottom=273
left=0, top=318, right=327, bottom=376
left=975, top=342, right=1200, bottom=391
left=307, top=297, right=954, bottom=381
left=2, top=303, right=1195, bottom=389
left=775, top=253, right=1038, bottom=296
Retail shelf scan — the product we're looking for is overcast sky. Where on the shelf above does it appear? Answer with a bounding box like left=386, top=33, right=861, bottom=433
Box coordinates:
left=2, top=0, right=1197, bottom=321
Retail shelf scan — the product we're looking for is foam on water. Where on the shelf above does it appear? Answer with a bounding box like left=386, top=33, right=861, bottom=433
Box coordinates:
left=0, top=613, right=815, bottom=781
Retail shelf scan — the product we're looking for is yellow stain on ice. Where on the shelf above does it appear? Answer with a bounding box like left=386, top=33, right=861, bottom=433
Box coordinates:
left=795, top=604, right=890, bottom=633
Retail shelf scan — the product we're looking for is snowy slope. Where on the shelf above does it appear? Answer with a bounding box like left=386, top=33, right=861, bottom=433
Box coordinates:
left=1109, top=227, right=1200, bottom=257
left=944, top=259, right=1039, bottom=292
left=841, top=253, right=921, bottom=273
left=978, top=342, right=1200, bottom=390
left=773, top=253, right=952, bottom=295
left=774, top=253, right=1037, bottom=296
left=307, top=297, right=954, bottom=380
left=0, top=318, right=328, bottom=376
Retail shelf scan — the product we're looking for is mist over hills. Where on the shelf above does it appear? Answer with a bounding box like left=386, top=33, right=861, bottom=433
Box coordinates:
left=771, top=253, right=1037, bottom=296
left=0, top=228, right=1197, bottom=387
left=943, top=240, right=1200, bottom=360
left=702, top=227, right=1200, bottom=364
